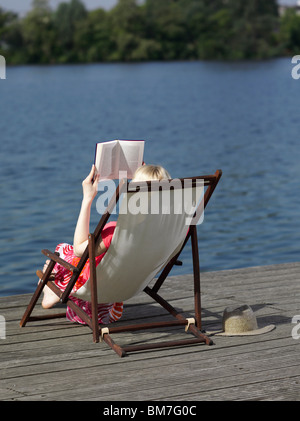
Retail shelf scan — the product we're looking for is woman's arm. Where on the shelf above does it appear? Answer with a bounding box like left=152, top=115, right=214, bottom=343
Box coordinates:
left=73, top=165, right=107, bottom=257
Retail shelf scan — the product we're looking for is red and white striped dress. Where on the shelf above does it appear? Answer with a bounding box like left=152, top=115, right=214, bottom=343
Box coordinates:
left=52, top=221, right=123, bottom=325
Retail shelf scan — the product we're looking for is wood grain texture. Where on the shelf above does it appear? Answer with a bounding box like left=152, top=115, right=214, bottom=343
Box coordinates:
left=0, top=262, right=299, bottom=401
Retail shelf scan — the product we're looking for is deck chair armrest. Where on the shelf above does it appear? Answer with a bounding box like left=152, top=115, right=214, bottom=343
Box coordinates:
left=42, top=249, right=79, bottom=273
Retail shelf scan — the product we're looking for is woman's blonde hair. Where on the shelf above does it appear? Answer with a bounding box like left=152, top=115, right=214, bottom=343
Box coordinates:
left=132, top=164, right=171, bottom=181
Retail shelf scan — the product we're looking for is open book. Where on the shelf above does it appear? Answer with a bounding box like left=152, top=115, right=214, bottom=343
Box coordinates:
left=94, top=139, right=145, bottom=180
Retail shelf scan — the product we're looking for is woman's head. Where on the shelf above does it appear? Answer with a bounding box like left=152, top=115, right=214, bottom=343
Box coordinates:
left=132, top=164, right=171, bottom=182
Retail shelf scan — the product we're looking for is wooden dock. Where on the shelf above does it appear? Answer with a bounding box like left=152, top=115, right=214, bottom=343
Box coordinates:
left=0, top=262, right=300, bottom=401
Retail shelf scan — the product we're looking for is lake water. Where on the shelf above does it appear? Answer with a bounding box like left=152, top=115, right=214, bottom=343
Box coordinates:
left=0, top=59, right=299, bottom=297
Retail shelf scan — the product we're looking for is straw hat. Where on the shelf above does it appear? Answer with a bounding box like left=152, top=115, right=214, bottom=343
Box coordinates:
left=209, top=304, right=275, bottom=336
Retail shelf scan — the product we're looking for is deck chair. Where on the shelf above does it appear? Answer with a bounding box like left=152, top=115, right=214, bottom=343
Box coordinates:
left=20, top=170, right=222, bottom=357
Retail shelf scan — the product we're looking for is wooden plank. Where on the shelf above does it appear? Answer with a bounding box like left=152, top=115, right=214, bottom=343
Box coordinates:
left=0, top=262, right=299, bottom=401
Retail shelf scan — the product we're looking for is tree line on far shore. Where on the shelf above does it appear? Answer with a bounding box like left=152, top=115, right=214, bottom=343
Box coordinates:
left=1, top=0, right=300, bottom=65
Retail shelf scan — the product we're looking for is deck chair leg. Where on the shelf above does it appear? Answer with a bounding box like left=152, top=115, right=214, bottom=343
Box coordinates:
left=190, top=225, right=202, bottom=330
left=20, top=258, right=57, bottom=327
left=101, top=330, right=127, bottom=358
left=88, top=233, right=100, bottom=343
left=188, top=323, right=213, bottom=345
left=145, top=287, right=213, bottom=346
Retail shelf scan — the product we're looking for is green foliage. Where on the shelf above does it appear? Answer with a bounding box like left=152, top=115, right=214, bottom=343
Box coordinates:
left=0, top=0, right=298, bottom=64
left=21, top=0, right=54, bottom=63
left=279, top=8, right=300, bottom=55
left=0, top=7, right=24, bottom=62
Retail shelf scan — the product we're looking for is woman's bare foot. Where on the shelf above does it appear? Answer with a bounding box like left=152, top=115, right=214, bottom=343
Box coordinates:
left=41, top=284, right=60, bottom=309
left=39, top=260, right=60, bottom=309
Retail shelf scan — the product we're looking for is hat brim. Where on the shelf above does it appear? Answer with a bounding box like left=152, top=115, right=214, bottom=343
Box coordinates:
left=207, top=324, right=276, bottom=337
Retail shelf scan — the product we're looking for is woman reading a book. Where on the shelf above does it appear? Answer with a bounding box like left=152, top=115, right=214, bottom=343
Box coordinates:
left=40, top=163, right=171, bottom=325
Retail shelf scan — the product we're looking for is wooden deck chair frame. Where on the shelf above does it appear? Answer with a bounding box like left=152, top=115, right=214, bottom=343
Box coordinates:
left=20, top=170, right=222, bottom=357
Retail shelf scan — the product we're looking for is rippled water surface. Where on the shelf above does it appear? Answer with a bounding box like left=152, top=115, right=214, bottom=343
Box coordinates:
left=1, top=59, right=299, bottom=296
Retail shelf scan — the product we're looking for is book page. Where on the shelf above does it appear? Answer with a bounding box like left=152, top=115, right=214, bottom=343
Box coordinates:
left=95, top=141, right=119, bottom=180
left=119, top=140, right=144, bottom=179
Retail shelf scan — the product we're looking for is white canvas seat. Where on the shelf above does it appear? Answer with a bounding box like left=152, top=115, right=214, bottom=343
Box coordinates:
left=74, top=181, right=204, bottom=303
